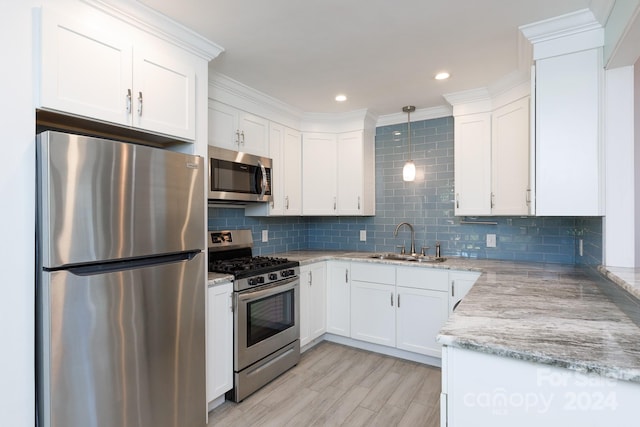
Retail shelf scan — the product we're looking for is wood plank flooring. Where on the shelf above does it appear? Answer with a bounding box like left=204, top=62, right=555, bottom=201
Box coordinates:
left=208, top=341, right=441, bottom=426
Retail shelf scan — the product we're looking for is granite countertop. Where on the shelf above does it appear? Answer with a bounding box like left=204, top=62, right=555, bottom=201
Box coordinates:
left=268, top=250, right=640, bottom=384
left=207, top=272, right=234, bottom=286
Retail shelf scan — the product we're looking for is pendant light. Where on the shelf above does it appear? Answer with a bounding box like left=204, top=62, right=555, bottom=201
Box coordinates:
left=402, top=105, right=416, bottom=182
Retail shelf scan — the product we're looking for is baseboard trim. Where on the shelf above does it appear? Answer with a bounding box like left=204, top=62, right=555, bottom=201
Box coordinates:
left=303, top=333, right=442, bottom=368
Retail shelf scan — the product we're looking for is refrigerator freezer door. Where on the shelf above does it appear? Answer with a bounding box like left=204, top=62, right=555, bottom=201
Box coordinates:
left=38, top=253, right=205, bottom=427
left=38, top=131, right=204, bottom=268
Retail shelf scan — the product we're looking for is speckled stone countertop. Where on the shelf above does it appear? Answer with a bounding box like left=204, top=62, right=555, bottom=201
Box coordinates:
left=267, top=250, right=640, bottom=384
left=207, top=272, right=234, bottom=287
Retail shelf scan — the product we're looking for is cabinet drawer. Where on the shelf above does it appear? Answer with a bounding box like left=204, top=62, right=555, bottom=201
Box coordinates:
left=351, top=262, right=395, bottom=285
left=396, top=267, right=448, bottom=292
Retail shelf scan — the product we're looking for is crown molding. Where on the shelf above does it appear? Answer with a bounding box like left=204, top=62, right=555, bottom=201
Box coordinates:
left=301, top=109, right=378, bottom=133
left=209, top=72, right=304, bottom=129
left=519, top=8, right=601, bottom=45
left=82, top=0, right=224, bottom=60
left=375, top=105, right=452, bottom=127
left=520, top=9, right=604, bottom=60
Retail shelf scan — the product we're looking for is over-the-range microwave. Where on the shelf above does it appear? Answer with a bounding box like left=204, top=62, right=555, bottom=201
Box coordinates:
left=208, top=146, right=272, bottom=203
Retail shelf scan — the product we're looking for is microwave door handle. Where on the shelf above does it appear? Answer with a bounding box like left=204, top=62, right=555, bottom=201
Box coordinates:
left=258, top=161, right=267, bottom=199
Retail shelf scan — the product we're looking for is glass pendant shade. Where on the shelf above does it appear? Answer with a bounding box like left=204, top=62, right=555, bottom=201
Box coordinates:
left=403, top=160, right=416, bottom=181
left=402, top=105, right=416, bottom=182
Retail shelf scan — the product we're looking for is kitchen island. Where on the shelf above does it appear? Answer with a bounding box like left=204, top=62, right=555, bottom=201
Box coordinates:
left=267, top=251, right=640, bottom=425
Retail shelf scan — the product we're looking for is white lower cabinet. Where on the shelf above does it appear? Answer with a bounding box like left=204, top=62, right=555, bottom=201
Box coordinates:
left=300, top=262, right=327, bottom=347
left=326, top=261, right=351, bottom=337
left=351, top=280, right=396, bottom=346
left=349, top=262, right=448, bottom=357
left=396, top=286, right=448, bottom=358
left=206, top=281, right=233, bottom=404
left=396, top=267, right=449, bottom=357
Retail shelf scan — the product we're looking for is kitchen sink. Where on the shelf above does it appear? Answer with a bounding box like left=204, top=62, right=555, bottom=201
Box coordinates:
left=368, top=253, right=447, bottom=263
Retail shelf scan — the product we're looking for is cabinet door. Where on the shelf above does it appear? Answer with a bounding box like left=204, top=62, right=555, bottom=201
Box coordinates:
left=454, top=113, right=491, bottom=215
left=208, top=101, right=240, bottom=151
left=133, top=42, right=196, bottom=140
left=492, top=97, right=530, bottom=215
left=535, top=48, right=603, bottom=216
left=326, top=261, right=350, bottom=337
left=300, top=263, right=326, bottom=347
left=396, top=286, right=448, bottom=357
left=38, top=8, right=132, bottom=126
left=350, top=281, right=395, bottom=347
left=206, top=282, right=233, bottom=403
left=337, top=131, right=363, bottom=215
left=238, top=112, right=269, bottom=157
left=449, top=271, right=481, bottom=313
left=267, top=123, right=285, bottom=215
left=302, top=133, right=338, bottom=215
left=283, top=127, right=302, bottom=215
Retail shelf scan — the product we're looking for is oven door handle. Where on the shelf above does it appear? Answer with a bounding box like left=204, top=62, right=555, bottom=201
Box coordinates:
left=237, top=277, right=299, bottom=302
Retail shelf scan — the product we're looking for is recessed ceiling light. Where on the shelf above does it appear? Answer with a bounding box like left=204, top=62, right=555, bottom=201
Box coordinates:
left=335, top=94, right=347, bottom=102
left=435, top=72, right=450, bottom=80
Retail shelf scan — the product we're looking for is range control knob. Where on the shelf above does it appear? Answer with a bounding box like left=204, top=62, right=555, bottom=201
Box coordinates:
left=248, top=278, right=257, bottom=286
left=256, top=276, right=265, bottom=284
left=268, top=273, right=278, bottom=280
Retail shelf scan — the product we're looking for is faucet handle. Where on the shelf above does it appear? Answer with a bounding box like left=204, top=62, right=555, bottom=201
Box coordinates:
left=421, top=246, right=430, bottom=256
left=396, top=245, right=406, bottom=255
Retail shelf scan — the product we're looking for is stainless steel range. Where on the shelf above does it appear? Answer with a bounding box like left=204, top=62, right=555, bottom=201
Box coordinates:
left=208, top=229, right=300, bottom=402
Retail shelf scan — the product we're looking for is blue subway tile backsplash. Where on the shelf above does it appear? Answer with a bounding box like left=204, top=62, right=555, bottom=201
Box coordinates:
left=208, top=116, right=603, bottom=265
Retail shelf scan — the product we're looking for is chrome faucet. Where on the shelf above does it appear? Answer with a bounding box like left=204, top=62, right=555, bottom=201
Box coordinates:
left=394, top=222, right=416, bottom=255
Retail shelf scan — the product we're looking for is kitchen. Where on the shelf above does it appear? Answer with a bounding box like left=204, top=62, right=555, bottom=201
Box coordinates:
left=3, top=1, right=640, bottom=427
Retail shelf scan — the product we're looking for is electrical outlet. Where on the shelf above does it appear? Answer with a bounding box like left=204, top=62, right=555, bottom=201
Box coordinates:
left=360, top=230, right=367, bottom=242
left=486, top=234, right=497, bottom=248
left=262, top=229, right=268, bottom=243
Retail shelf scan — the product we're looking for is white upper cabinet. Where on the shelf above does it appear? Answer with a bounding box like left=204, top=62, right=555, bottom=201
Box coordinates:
left=283, top=127, right=303, bottom=215
left=534, top=49, right=603, bottom=216
left=337, top=130, right=375, bottom=216
left=453, top=112, right=492, bottom=215
left=36, top=7, right=198, bottom=141
left=246, top=123, right=302, bottom=216
left=208, top=101, right=269, bottom=156
left=38, top=9, right=132, bottom=127
left=132, top=41, right=196, bottom=139
left=448, top=86, right=531, bottom=216
left=302, top=133, right=338, bottom=215
left=491, top=96, right=531, bottom=215
left=521, top=9, right=605, bottom=216
left=301, top=129, right=375, bottom=216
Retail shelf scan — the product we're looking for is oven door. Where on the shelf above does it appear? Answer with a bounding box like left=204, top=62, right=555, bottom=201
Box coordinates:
left=234, top=276, right=299, bottom=371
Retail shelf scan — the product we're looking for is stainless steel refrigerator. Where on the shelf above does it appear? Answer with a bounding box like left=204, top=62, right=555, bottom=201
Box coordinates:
left=36, top=131, right=206, bottom=427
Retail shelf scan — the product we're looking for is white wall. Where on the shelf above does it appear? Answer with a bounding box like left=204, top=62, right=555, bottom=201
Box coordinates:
left=604, top=66, right=636, bottom=267
left=1, top=2, right=36, bottom=427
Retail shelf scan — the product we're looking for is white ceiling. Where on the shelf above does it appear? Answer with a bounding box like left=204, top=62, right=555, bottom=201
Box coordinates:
left=139, top=0, right=597, bottom=116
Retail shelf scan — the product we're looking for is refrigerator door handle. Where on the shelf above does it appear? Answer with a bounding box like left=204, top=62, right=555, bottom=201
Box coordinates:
left=62, top=251, right=201, bottom=276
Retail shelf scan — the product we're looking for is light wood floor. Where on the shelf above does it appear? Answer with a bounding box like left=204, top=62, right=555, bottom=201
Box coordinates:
left=208, top=341, right=442, bottom=426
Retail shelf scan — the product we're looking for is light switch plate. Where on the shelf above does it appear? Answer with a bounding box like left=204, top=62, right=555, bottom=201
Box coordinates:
left=360, top=230, right=367, bottom=242
left=486, top=234, right=496, bottom=248
left=262, top=230, right=268, bottom=243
